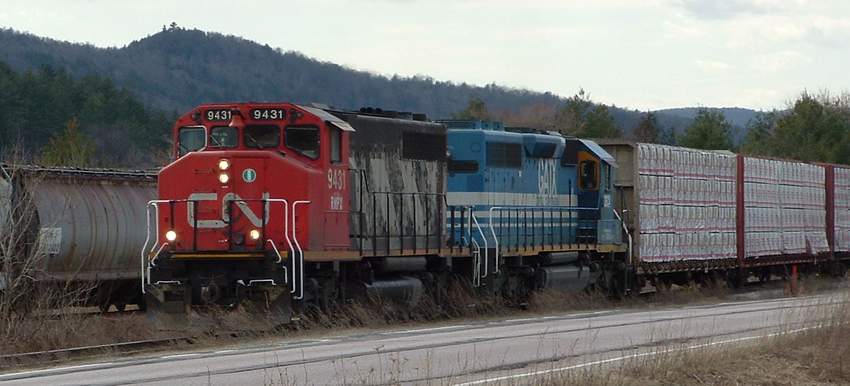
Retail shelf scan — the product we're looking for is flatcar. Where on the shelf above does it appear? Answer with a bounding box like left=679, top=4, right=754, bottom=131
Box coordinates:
left=598, top=140, right=845, bottom=288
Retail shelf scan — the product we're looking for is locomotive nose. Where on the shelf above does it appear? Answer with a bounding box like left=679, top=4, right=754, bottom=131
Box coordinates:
left=156, top=152, right=277, bottom=253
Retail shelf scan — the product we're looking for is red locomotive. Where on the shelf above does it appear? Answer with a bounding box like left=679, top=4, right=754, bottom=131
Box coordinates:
left=143, top=103, right=456, bottom=325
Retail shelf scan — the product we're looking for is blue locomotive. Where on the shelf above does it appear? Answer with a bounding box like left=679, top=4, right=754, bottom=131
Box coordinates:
left=443, top=120, right=620, bottom=246
left=441, top=119, right=623, bottom=292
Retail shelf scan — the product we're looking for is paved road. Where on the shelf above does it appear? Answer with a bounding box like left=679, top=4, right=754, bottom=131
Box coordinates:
left=0, top=293, right=844, bottom=385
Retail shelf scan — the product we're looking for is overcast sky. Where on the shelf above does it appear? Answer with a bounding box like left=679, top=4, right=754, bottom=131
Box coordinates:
left=1, top=0, right=848, bottom=111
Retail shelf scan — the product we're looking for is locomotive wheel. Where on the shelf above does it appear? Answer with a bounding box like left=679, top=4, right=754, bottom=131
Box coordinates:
left=655, top=277, right=672, bottom=293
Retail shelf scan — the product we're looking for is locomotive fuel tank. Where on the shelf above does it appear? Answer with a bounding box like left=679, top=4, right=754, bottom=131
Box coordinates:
left=0, top=165, right=156, bottom=301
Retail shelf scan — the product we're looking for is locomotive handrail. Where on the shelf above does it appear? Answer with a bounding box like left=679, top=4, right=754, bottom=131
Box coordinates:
left=226, top=198, right=296, bottom=291
left=483, top=205, right=601, bottom=276
left=261, top=199, right=292, bottom=264
left=142, top=198, right=200, bottom=293
left=469, top=209, right=488, bottom=284
left=350, top=167, right=447, bottom=256
left=291, top=200, right=311, bottom=300
left=361, top=191, right=446, bottom=256
left=470, top=238, right=481, bottom=287
left=142, top=198, right=298, bottom=294
left=142, top=199, right=190, bottom=294
left=264, top=199, right=291, bottom=287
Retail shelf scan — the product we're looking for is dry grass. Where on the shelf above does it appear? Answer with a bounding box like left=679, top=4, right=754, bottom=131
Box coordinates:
left=539, top=292, right=850, bottom=386
left=293, top=279, right=510, bottom=332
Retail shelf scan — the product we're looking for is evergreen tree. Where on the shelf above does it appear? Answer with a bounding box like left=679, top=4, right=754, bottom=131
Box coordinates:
left=770, top=93, right=850, bottom=163
left=452, top=97, right=491, bottom=120
left=554, top=89, right=592, bottom=136
left=0, top=62, right=173, bottom=166
left=739, top=112, right=776, bottom=156
left=583, top=104, right=622, bottom=138
left=40, top=117, right=96, bottom=167
left=632, top=112, right=659, bottom=143
left=553, top=89, right=622, bottom=138
left=680, top=109, right=733, bottom=150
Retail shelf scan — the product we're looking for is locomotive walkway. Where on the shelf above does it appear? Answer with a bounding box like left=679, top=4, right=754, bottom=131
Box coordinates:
left=0, top=292, right=845, bottom=385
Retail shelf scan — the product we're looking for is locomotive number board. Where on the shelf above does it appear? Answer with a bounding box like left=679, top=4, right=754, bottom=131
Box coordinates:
left=205, top=109, right=232, bottom=121
left=251, top=108, right=286, bottom=120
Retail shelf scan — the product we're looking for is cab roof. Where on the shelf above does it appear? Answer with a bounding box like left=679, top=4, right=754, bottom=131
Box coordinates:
left=579, top=139, right=618, bottom=168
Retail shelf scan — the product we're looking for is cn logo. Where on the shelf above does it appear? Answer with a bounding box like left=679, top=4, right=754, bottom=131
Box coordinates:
left=186, top=192, right=270, bottom=229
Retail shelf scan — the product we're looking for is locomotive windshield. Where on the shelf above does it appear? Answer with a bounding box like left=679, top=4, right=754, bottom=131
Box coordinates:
left=580, top=160, right=598, bottom=190
left=245, top=125, right=280, bottom=149
left=210, top=126, right=238, bottom=148
left=178, top=126, right=205, bottom=156
left=286, top=126, right=320, bottom=159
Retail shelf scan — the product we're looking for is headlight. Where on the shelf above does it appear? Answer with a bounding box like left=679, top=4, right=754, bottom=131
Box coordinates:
left=249, top=229, right=261, bottom=240
left=218, top=159, right=230, bottom=170
left=219, top=173, right=230, bottom=184
left=165, top=230, right=177, bottom=242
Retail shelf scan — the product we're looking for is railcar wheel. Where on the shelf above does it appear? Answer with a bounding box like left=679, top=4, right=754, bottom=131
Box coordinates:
left=595, top=265, right=628, bottom=299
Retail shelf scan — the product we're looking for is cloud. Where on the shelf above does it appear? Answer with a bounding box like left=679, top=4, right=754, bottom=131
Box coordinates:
left=750, top=50, right=811, bottom=73
left=677, top=0, right=776, bottom=20
left=695, top=59, right=734, bottom=71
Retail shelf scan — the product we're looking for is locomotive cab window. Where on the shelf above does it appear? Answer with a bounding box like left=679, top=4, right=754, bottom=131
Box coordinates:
left=245, top=125, right=280, bottom=149
left=178, top=126, right=206, bottom=156
left=329, top=126, right=341, bottom=163
left=579, top=160, right=598, bottom=190
left=286, top=125, right=320, bottom=159
left=209, top=126, right=238, bottom=148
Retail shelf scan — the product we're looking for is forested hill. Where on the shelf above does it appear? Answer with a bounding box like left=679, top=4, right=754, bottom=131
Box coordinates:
left=0, top=27, right=757, bottom=136
left=0, top=27, right=563, bottom=118
left=655, top=107, right=760, bottom=143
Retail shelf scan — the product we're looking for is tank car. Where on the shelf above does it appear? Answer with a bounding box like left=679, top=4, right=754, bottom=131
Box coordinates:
left=0, top=165, right=156, bottom=311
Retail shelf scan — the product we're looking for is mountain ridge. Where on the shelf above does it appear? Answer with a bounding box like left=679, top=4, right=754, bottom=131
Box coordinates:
left=0, top=27, right=761, bottom=140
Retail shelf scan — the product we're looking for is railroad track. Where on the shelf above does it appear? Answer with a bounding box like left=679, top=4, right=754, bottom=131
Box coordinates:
left=0, top=337, right=193, bottom=367
left=1, top=280, right=836, bottom=368
left=0, top=292, right=845, bottom=385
